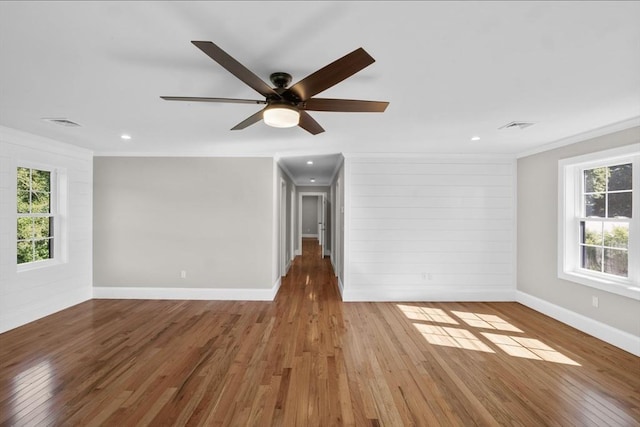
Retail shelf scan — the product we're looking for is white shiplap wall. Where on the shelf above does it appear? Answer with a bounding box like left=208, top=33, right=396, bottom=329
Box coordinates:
left=343, top=156, right=516, bottom=301
left=0, top=126, right=93, bottom=333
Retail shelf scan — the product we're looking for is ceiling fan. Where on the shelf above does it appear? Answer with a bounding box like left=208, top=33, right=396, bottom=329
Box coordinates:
left=161, top=41, right=389, bottom=135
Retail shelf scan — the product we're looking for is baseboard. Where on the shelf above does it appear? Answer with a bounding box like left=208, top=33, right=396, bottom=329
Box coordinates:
left=337, top=277, right=345, bottom=300
left=295, top=249, right=301, bottom=256
left=0, top=286, right=92, bottom=334
left=94, top=279, right=282, bottom=302
left=302, top=234, right=318, bottom=238
left=341, top=287, right=515, bottom=302
left=516, top=291, right=640, bottom=356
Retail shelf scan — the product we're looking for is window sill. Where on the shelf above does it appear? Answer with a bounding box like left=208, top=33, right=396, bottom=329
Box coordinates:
left=17, top=258, right=61, bottom=273
left=559, top=270, right=640, bottom=300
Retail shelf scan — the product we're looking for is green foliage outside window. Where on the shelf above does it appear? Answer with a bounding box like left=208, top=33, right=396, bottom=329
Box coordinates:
left=17, top=167, right=53, bottom=264
left=581, top=162, right=632, bottom=278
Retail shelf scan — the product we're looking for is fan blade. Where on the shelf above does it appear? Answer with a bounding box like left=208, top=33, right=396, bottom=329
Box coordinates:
left=161, top=96, right=267, bottom=105
left=303, top=98, right=389, bottom=112
left=192, top=41, right=279, bottom=98
left=298, top=111, right=325, bottom=135
left=231, top=109, right=265, bottom=130
left=288, top=48, right=375, bottom=101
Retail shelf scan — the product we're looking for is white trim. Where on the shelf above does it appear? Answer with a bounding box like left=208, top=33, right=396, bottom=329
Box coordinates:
left=557, top=144, right=640, bottom=299
left=93, top=279, right=282, bottom=302
left=329, top=155, right=344, bottom=184
left=341, top=288, right=515, bottom=302
left=337, top=277, right=345, bottom=299
left=342, top=152, right=516, bottom=160
left=516, top=291, right=640, bottom=356
left=517, top=117, right=640, bottom=159
left=343, top=158, right=351, bottom=297
left=302, top=233, right=318, bottom=238
left=95, top=151, right=275, bottom=158
left=295, top=249, right=301, bottom=256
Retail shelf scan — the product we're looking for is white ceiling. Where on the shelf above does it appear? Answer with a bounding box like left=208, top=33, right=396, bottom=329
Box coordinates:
left=1, top=1, right=639, bottom=183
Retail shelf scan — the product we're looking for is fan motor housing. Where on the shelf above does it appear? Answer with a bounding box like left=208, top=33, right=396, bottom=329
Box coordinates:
left=270, top=72, right=292, bottom=88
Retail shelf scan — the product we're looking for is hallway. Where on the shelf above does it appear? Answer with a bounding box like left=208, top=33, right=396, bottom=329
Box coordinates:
left=1, top=238, right=638, bottom=425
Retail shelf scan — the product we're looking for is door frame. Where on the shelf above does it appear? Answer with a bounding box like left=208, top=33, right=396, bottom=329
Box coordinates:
left=280, top=178, right=289, bottom=277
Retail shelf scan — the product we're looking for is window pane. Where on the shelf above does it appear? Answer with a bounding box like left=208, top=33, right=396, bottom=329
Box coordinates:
left=17, top=190, right=30, bottom=213
left=33, top=239, right=52, bottom=261
left=33, top=217, right=52, bottom=239
left=608, top=192, right=631, bottom=218
left=581, top=221, right=603, bottom=245
left=17, top=168, right=30, bottom=192
left=604, top=248, right=627, bottom=277
left=603, top=222, right=628, bottom=249
left=17, top=217, right=33, bottom=240
left=31, top=169, right=50, bottom=192
left=17, top=241, right=33, bottom=264
left=584, top=167, right=608, bottom=193
left=31, top=192, right=50, bottom=213
left=608, top=163, right=632, bottom=191
left=584, top=194, right=605, bottom=217
left=581, top=246, right=602, bottom=272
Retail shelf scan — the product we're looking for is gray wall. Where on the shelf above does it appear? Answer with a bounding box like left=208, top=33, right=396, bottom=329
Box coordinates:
left=301, top=196, right=318, bottom=235
left=518, top=126, right=640, bottom=336
left=94, top=157, right=275, bottom=289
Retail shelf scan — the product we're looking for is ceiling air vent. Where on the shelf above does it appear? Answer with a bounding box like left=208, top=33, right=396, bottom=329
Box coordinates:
left=499, top=121, right=535, bottom=130
left=42, top=118, right=81, bottom=127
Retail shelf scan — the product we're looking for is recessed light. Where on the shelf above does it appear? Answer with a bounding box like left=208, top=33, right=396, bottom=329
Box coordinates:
left=310, top=178, right=316, bottom=183
left=121, top=134, right=132, bottom=140
left=471, top=136, right=481, bottom=141
left=306, top=161, right=313, bottom=165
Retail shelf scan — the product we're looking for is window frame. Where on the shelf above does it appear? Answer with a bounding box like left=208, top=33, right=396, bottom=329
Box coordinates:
left=558, top=144, right=640, bottom=300
left=16, top=164, right=62, bottom=272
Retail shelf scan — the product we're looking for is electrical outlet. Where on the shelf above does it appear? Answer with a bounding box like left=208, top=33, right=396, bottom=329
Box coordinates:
left=180, top=270, right=187, bottom=279
left=592, top=296, right=599, bottom=308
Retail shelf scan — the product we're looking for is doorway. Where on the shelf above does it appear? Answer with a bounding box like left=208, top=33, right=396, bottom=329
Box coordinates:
left=298, top=192, right=328, bottom=258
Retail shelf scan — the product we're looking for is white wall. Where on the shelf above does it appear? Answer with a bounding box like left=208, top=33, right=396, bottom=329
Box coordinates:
left=93, top=157, right=278, bottom=300
left=517, top=126, right=640, bottom=352
left=0, top=126, right=93, bottom=333
left=342, top=155, right=515, bottom=301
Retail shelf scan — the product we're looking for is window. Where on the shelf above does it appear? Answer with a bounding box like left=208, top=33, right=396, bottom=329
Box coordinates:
left=580, top=164, right=631, bottom=277
left=559, top=145, right=640, bottom=299
left=17, top=167, right=55, bottom=265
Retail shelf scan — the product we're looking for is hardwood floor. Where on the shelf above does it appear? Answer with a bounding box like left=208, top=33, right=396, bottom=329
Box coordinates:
left=1, top=238, right=639, bottom=426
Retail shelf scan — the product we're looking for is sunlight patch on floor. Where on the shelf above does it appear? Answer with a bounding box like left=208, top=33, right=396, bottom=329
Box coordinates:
left=398, top=305, right=581, bottom=366
left=397, top=304, right=458, bottom=324
left=413, top=323, right=494, bottom=353
left=451, top=311, right=524, bottom=333
left=482, top=333, right=581, bottom=366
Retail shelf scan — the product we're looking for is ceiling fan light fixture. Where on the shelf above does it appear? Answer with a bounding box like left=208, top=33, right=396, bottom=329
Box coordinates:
left=263, top=103, right=300, bottom=128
